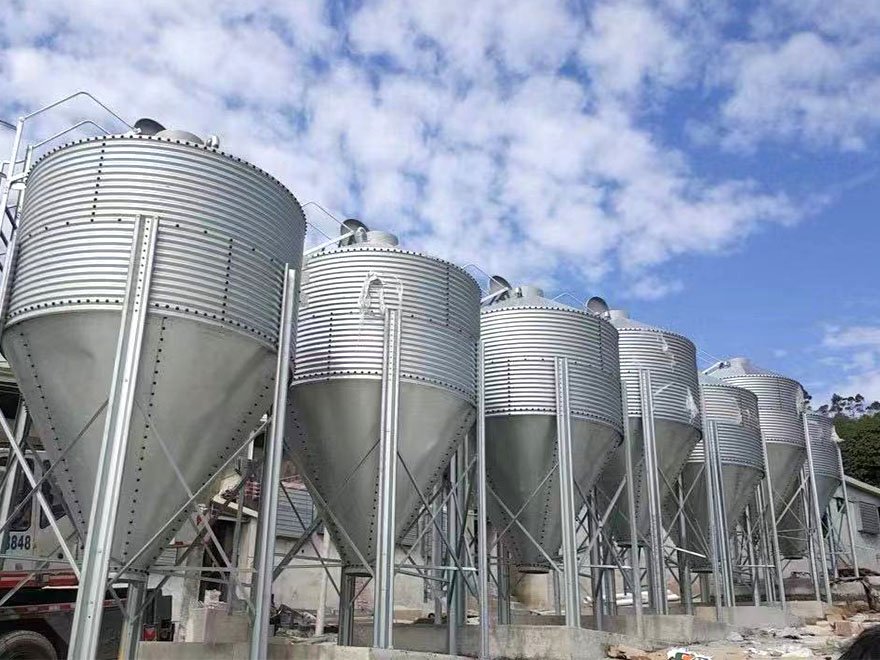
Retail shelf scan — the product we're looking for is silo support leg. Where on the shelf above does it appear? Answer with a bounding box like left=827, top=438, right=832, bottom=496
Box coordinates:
left=620, top=380, right=643, bottom=634
left=555, top=357, right=581, bottom=628
left=250, top=266, right=299, bottom=660
left=704, top=421, right=724, bottom=620
left=759, top=447, right=787, bottom=607
left=639, top=370, right=667, bottom=614
left=838, top=446, right=859, bottom=578
left=447, top=459, right=460, bottom=655
left=744, top=506, right=760, bottom=605
left=803, top=416, right=833, bottom=605
left=338, top=570, right=357, bottom=646
left=69, top=215, right=158, bottom=660
left=676, top=479, right=694, bottom=614
left=119, top=580, right=146, bottom=660
left=476, top=340, right=490, bottom=659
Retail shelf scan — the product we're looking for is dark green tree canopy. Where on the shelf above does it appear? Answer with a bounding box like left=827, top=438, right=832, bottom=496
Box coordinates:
left=817, top=393, right=880, bottom=488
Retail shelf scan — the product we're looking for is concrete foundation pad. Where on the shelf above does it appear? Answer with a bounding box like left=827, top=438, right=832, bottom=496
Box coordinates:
left=694, top=605, right=801, bottom=630
left=353, top=622, right=671, bottom=658
left=140, top=641, right=467, bottom=660
left=785, top=600, right=834, bottom=624
left=510, top=613, right=731, bottom=646
left=185, top=607, right=251, bottom=643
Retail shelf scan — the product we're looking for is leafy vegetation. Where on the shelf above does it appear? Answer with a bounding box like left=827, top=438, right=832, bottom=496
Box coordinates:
left=816, top=393, right=880, bottom=418
left=817, top=393, right=880, bottom=487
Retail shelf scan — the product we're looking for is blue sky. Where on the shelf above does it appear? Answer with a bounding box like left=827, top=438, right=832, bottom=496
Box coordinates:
left=0, top=0, right=878, bottom=404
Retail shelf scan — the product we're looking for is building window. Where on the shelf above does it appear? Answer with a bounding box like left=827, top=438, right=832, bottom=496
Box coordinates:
left=38, top=461, right=67, bottom=529
left=858, top=501, right=880, bottom=535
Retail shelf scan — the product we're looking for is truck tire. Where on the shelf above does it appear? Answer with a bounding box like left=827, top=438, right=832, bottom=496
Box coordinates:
left=0, top=630, right=58, bottom=660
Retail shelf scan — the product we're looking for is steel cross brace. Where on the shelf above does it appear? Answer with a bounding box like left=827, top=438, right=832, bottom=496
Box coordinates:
left=278, top=481, right=339, bottom=596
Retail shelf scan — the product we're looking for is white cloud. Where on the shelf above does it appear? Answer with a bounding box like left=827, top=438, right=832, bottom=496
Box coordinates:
left=821, top=324, right=880, bottom=402
left=580, top=1, right=691, bottom=103
left=625, top=275, right=684, bottom=301
left=0, top=0, right=832, bottom=303
left=711, top=0, right=880, bottom=151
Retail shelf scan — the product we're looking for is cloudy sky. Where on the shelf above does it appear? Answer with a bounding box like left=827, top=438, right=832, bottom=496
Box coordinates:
left=0, top=0, right=878, bottom=405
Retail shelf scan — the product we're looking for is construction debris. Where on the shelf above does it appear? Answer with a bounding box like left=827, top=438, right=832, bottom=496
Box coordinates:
left=606, top=610, right=880, bottom=660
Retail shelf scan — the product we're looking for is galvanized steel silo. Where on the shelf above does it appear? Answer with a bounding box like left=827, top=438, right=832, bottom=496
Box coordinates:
left=803, top=412, right=841, bottom=512
left=1, top=131, right=305, bottom=569
left=775, top=412, right=841, bottom=558
left=667, top=375, right=764, bottom=571
left=286, top=231, right=480, bottom=569
left=481, top=287, right=623, bottom=570
left=596, top=310, right=702, bottom=541
left=709, top=358, right=808, bottom=559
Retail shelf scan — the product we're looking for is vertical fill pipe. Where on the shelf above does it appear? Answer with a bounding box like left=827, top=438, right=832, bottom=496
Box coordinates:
left=373, top=303, right=402, bottom=648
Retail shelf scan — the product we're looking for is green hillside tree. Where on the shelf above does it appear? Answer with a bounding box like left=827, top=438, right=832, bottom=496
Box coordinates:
left=837, top=412, right=880, bottom=487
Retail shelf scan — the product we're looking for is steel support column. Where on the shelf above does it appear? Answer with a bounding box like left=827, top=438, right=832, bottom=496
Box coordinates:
left=639, top=369, right=667, bottom=614
left=744, top=505, right=760, bottom=605
left=497, top=538, right=511, bottom=625
left=431, top=488, right=444, bottom=624
left=447, top=457, right=461, bottom=654
left=838, top=445, right=860, bottom=578
left=800, top=471, right=823, bottom=604
left=68, top=215, right=158, bottom=659
left=338, top=570, right=357, bottom=646
left=476, top=341, right=490, bottom=659
left=315, top=531, right=332, bottom=636
left=759, top=440, right=787, bottom=606
left=676, top=479, right=694, bottom=614
left=621, top=380, right=643, bottom=633
left=250, top=266, right=299, bottom=659
left=119, top=581, right=147, bottom=660
left=555, top=357, right=581, bottom=627
left=704, top=421, right=724, bottom=619
left=373, top=303, right=402, bottom=649
left=803, top=416, right=833, bottom=604
left=707, top=421, right=734, bottom=607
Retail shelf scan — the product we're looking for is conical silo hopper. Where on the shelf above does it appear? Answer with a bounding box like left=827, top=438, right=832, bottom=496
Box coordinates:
left=286, top=230, right=479, bottom=570
left=1, top=130, right=306, bottom=570
left=665, top=375, right=764, bottom=571
left=776, top=412, right=840, bottom=554
left=481, top=287, right=623, bottom=571
left=596, top=310, right=702, bottom=543
left=709, top=358, right=807, bottom=559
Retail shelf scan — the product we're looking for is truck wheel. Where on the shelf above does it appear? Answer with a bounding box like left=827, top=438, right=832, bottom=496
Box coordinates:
left=0, top=630, right=58, bottom=660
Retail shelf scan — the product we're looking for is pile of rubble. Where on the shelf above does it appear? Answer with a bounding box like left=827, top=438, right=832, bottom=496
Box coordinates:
left=606, top=611, right=880, bottom=659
